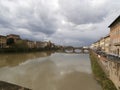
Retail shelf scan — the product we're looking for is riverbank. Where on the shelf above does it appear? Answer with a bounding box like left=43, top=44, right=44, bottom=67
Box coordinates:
left=0, top=48, right=59, bottom=54
left=0, top=81, right=31, bottom=90
left=90, top=51, right=117, bottom=90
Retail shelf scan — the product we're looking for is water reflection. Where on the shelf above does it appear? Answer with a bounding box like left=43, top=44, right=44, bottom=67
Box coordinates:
left=0, top=52, right=52, bottom=67
left=0, top=59, right=56, bottom=89
left=0, top=53, right=101, bottom=90
left=56, top=71, right=100, bottom=90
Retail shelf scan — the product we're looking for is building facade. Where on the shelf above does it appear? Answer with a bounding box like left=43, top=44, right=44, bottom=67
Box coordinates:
left=99, top=38, right=105, bottom=51
left=35, top=41, right=48, bottom=48
left=90, top=41, right=100, bottom=50
left=104, top=35, right=110, bottom=53
left=7, top=34, right=21, bottom=42
left=25, top=40, right=35, bottom=49
left=91, top=35, right=110, bottom=53
left=109, top=15, right=120, bottom=56
left=0, top=35, right=7, bottom=48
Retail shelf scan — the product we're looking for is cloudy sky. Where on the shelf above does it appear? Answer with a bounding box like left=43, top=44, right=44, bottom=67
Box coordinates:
left=0, top=0, right=120, bottom=46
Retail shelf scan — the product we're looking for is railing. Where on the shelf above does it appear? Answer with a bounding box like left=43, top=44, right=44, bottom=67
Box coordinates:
left=95, top=50, right=120, bottom=61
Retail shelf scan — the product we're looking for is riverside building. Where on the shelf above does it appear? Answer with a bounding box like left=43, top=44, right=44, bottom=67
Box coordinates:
left=0, top=35, right=7, bottom=48
left=109, top=15, right=120, bottom=56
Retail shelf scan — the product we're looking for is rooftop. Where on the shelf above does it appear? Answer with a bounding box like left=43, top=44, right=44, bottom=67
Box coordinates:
left=108, top=15, right=120, bottom=28
left=104, top=34, right=110, bottom=39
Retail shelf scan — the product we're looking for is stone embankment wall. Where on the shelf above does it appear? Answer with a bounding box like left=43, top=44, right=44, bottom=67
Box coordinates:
left=93, top=52, right=120, bottom=90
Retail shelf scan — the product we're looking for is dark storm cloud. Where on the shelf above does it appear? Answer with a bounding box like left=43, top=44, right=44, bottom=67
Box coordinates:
left=0, top=18, right=10, bottom=28
left=0, top=0, right=58, bottom=35
left=15, top=3, right=58, bottom=35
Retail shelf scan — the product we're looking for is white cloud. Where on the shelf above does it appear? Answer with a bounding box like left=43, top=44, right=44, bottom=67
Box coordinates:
left=91, top=0, right=107, bottom=7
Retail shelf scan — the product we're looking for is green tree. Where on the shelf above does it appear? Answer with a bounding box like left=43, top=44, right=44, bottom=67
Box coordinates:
left=14, top=40, right=28, bottom=49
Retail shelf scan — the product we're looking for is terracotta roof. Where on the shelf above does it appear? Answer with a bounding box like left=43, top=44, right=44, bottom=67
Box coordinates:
left=7, top=34, right=20, bottom=37
left=108, top=15, right=120, bottom=27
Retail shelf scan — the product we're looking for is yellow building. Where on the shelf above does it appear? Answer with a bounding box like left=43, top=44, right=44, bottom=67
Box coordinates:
left=90, top=41, right=100, bottom=50
left=0, top=35, right=7, bottom=48
left=35, top=41, right=48, bottom=48
left=99, top=38, right=105, bottom=51
left=104, top=35, right=110, bottom=53
left=91, top=35, right=110, bottom=53
left=109, top=15, right=120, bottom=56
left=25, top=40, right=35, bottom=49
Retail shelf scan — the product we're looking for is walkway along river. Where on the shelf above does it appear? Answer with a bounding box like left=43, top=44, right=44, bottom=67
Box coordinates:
left=0, top=52, right=102, bottom=90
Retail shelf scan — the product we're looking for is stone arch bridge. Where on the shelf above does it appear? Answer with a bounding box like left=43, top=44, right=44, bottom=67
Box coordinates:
left=63, top=46, right=89, bottom=53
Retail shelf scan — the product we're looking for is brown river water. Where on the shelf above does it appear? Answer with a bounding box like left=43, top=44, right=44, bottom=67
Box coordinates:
left=0, top=52, right=102, bottom=90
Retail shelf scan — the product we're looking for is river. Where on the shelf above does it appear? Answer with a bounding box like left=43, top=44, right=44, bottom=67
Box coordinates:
left=0, top=52, right=102, bottom=90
